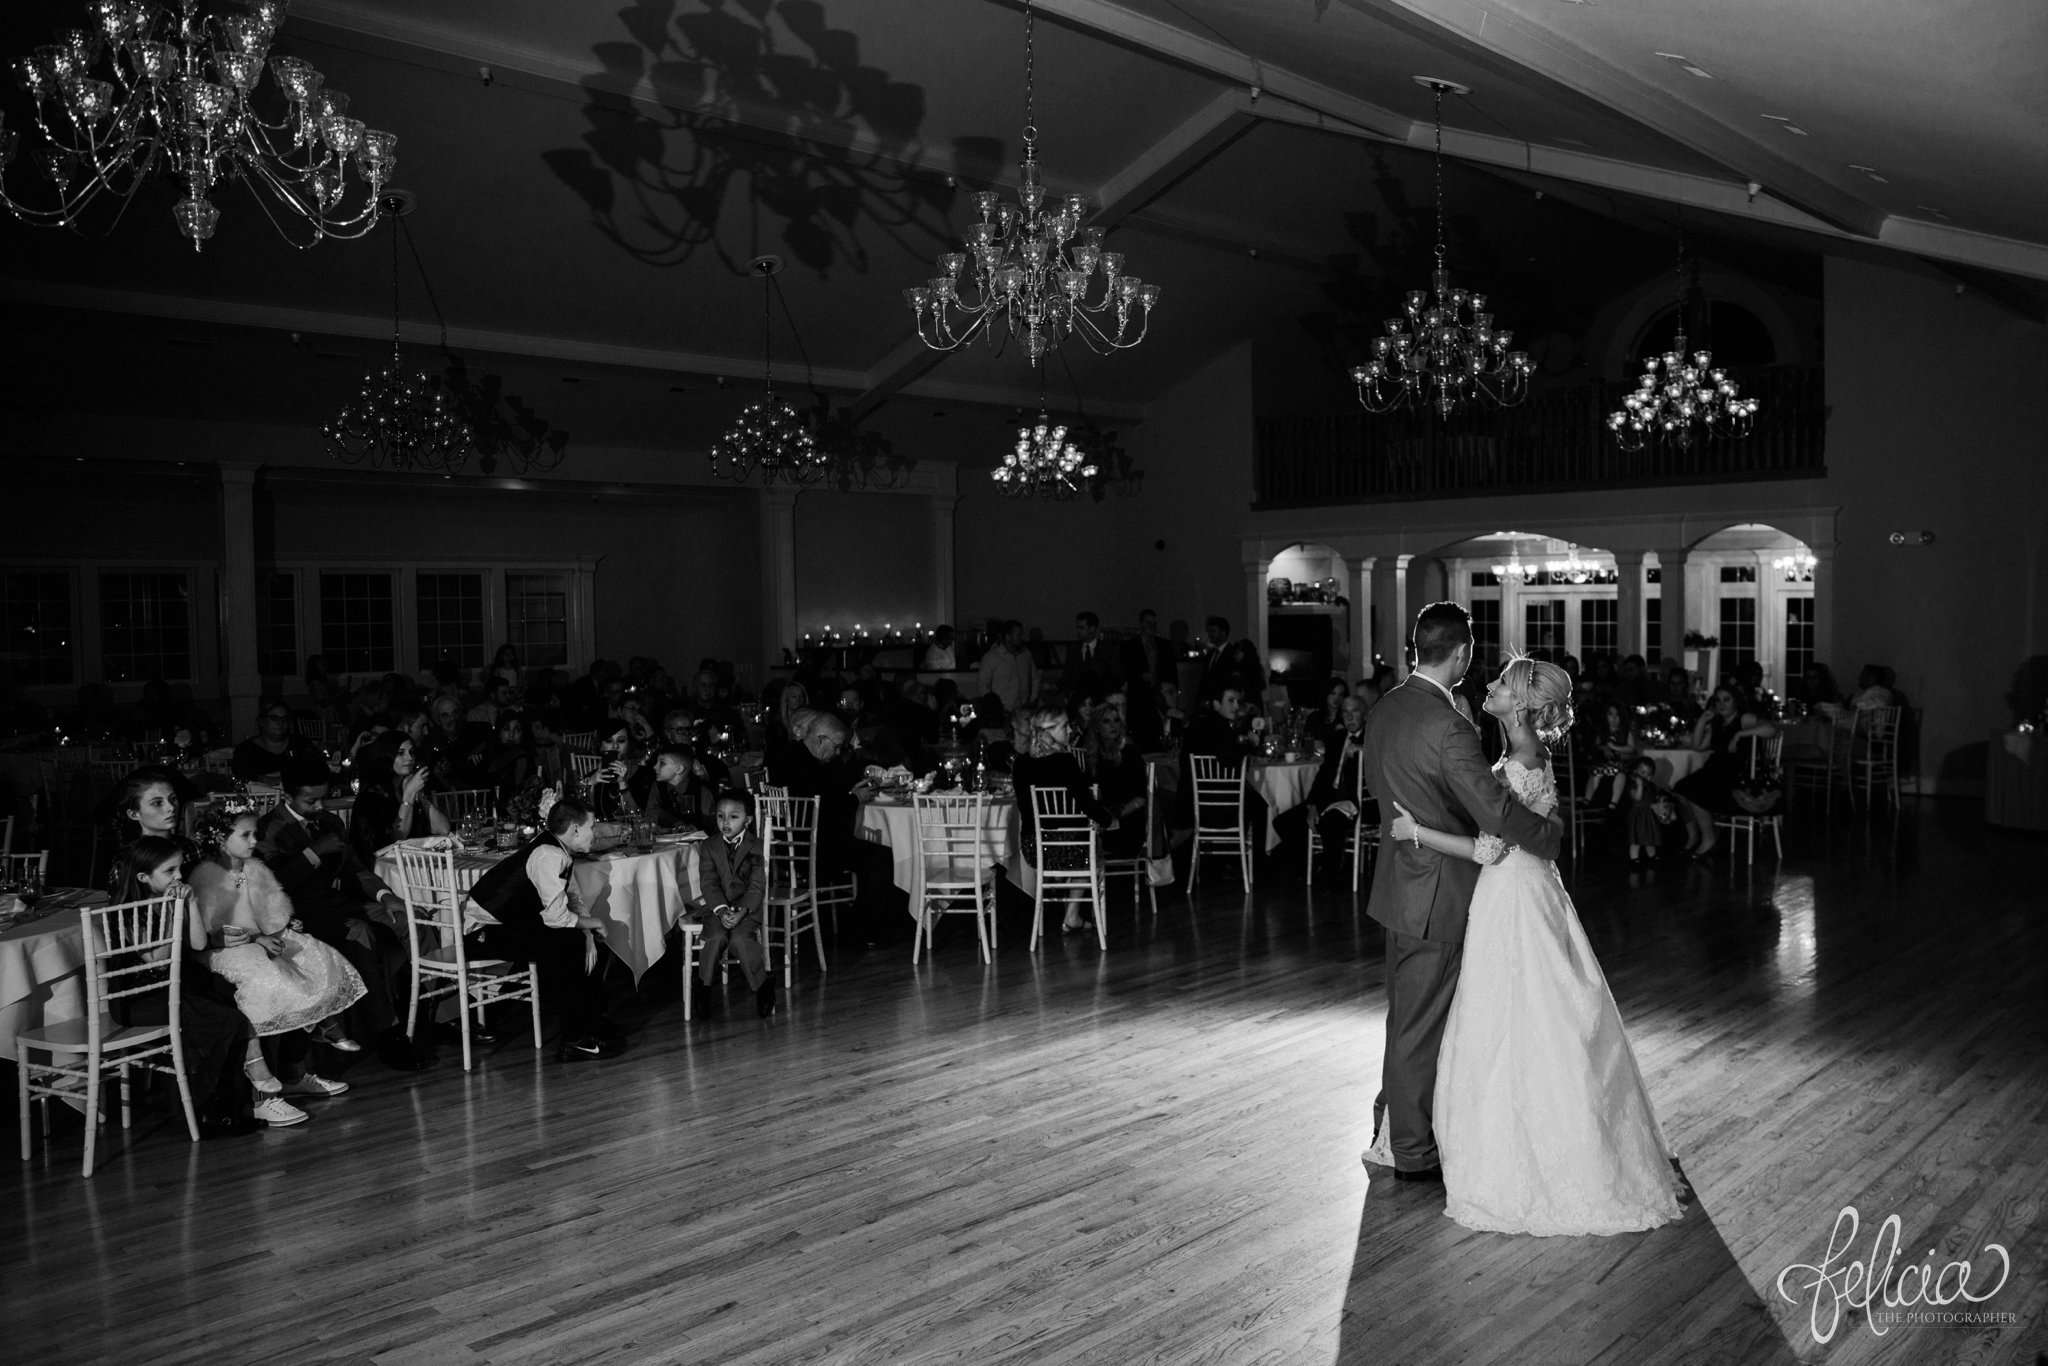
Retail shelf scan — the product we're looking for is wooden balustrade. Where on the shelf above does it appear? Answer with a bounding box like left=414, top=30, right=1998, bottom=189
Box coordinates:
left=1254, top=364, right=1826, bottom=507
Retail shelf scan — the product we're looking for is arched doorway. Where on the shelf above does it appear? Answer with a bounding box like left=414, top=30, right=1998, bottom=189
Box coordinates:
left=1265, top=542, right=1350, bottom=692
left=1431, top=531, right=1623, bottom=672
left=1683, top=523, right=1815, bottom=697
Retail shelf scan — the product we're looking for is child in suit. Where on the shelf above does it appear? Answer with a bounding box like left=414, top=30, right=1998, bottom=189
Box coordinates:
left=688, top=791, right=773, bottom=1018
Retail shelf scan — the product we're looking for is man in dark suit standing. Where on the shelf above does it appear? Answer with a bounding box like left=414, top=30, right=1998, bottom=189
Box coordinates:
left=1359, top=602, right=1560, bottom=1181
left=1060, top=611, right=1124, bottom=703
left=1119, top=608, right=1169, bottom=694
left=1196, top=615, right=1266, bottom=698
left=1308, top=693, right=1375, bottom=883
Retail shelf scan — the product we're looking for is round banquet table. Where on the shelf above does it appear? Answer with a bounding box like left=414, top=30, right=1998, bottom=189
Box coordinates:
left=1247, top=757, right=1320, bottom=852
left=859, top=795, right=1021, bottom=912
left=376, top=837, right=702, bottom=982
left=1640, top=747, right=1709, bottom=787
left=0, top=889, right=110, bottom=1064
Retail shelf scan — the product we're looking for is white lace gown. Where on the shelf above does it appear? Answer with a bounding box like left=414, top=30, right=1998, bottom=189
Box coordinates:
left=1434, top=759, right=1687, bottom=1236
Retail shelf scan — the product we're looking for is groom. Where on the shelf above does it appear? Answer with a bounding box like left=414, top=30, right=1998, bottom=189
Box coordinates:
left=1359, top=601, right=1562, bottom=1181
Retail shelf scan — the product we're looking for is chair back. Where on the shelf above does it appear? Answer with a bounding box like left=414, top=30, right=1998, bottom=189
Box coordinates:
left=82, top=894, right=187, bottom=1035
left=757, top=793, right=820, bottom=895
left=760, top=783, right=790, bottom=799
left=1029, top=785, right=1098, bottom=872
left=2, top=849, right=50, bottom=885
left=437, top=788, right=495, bottom=825
left=1862, top=706, right=1902, bottom=759
left=1188, top=754, right=1245, bottom=830
left=0, top=812, right=12, bottom=855
left=569, top=752, right=604, bottom=783
left=201, top=749, right=234, bottom=777
left=913, top=792, right=987, bottom=870
left=559, top=730, right=598, bottom=753
left=394, top=842, right=469, bottom=959
left=1735, top=731, right=1786, bottom=777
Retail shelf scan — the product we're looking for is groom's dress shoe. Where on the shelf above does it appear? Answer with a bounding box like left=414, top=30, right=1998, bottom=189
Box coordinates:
left=1393, top=1165, right=1444, bottom=1184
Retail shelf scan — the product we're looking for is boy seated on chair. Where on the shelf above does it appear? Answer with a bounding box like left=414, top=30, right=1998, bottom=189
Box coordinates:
left=686, top=791, right=774, bottom=1019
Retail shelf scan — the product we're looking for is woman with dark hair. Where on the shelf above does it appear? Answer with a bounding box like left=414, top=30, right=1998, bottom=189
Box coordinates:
left=349, top=731, right=451, bottom=864
left=485, top=711, right=538, bottom=810
left=1010, top=704, right=1116, bottom=936
left=584, top=724, right=648, bottom=822
left=1673, top=683, right=1776, bottom=860
left=1308, top=678, right=1350, bottom=749
left=1079, top=703, right=1149, bottom=858
left=490, top=644, right=523, bottom=693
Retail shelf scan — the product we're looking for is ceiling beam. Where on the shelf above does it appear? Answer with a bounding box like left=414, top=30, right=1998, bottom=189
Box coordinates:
left=1341, top=0, right=1886, bottom=239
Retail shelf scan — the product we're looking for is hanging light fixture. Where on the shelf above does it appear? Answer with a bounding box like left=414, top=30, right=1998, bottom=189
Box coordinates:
left=1774, top=551, right=1816, bottom=581
left=1609, top=241, right=1761, bottom=451
left=902, top=0, right=1158, bottom=367
left=711, top=255, right=830, bottom=486
left=0, top=0, right=397, bottom=250
left=324, top=192, right=471, bottom=473
left=1352, top=79, right=1533, bottom=417
left=992, top=369, right=1099, bottom=500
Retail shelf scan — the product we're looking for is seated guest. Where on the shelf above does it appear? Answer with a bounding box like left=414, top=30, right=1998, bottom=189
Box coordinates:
left=686, top=790, right=775, bottom=1018
left=485, top=710, right=537, bottom=810
left=424, top=693, right=494, bottom=792
left=1308, top=695, right=1375, bottom=882
left=1079, top=702, right=1148, bottom=859
left=1664, top=667, right=1703, bottom=728
left=1308, top=678, right=1350, bottom=749
left=689, top=668, right=742, bottom=734
left=349, top=731, right=451, bottom=865
left=1012, top=705, right=1117, bottom=935
left=462, top=796, right=626, bottom=1061
left=232, top=699, right=327, bottom=785
left=1733, top=660, right=1779, bottom=720
left=1128, top=679, right=1185, bottom=754
left=883, top=675, right=942, bottom=772
left=490, top=644, right=523, bottom=693
left=1616, top=653, right=1654, bottom=708
left=255, top=760, right=425, bottom=1071
left=922, top=625, right=957, bottom=671
left=467, top=677, right=519, bottom=726
left=1674, top=684, right=1777, bottom=860
left=112, top=766, right=186, bottom=844
left=1792, top=662, right=1841, bottom=709
left=767, top=714, right=903, bottom=946
left=1580, top=701, right=1642, bottom=809
left=765, top=680, right=810, bottom=750
left=1848, top=663, right=1898, bottom=711
left=1060, top=611, right=1124, bottom=701
left=583, top=724, right=647, bottom=821
left=1177, top=683, right=1256, bottom=827
left=625, top=744, right=716, bottom=832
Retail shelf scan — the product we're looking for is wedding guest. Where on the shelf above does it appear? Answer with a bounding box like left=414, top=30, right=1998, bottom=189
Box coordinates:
left=304, top=655, right=349, bottom=726
left=231, top=700, right=327, bottom=785
left=921, top=625, right=957, bottom=671
left=1620, top=756, right=1671, bottom=867
left=113, top=768, right=184, bottom=846
left=1012, top=704, right=1115, bottom=935
left=1791, top=662, right=1841, bottom=709
left=1733, top=660, right=1779, bottom=720
left=1848, top=664, right=1898, bottom=711
left=690, top=668, right=742, bottom=734
left=1673, top=684, right=1776, bottom=860
left=768, top=714, right=903, bottom=946
left=563, top=659, right=619, bottom=732
left=1616, top=654, right=1654, bottom=708
left=584, top=725, right=647, bottom=821
left=485, top=710, right=537, bottom=810
left=1664, top=667, right=1703, bottom=727
left=625, top=744, right=715, bottom=832
left=687, top=791, right=775, bottom=1018
left=256, top=760, right=425, bottom=1071
left=1581, top=702, right=1642, bottom=809
left=1195, top=617, right=1265, bottom=697
left=1308, top=694, right=1374, bottom=883
left=1128, top=678, right=1186, bottom=754
left=467, top=677, right=519, bottom=727
left=425, top=693, right=493, bottom=792
left=976, top=620, right=1039, bottom=716
left=1061, top=611, right=1123, bottom=702
left=462, top=796, right=627, bottom=1061
left=1079, top=703, right=1148, bottom=859
left=1308, top=678, right=1351, bottom=749
left=1177, top=683, right=1256, bottom=827
left=1120, top=608, right=1169, bottom=691
left=490, top=644, right=523, bottom=693
left=348, top=731, right=451, bottom=865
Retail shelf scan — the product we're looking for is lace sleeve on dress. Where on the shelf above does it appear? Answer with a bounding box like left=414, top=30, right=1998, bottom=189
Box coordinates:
left=1502, top=761, right=1559, bottom=817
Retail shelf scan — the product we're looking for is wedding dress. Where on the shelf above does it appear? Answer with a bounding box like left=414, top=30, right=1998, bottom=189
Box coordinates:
left=1434, top=758, right=1687, bottom=1236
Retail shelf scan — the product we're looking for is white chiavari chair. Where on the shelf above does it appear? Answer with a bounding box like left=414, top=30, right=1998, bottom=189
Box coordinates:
left=1028, top=786, right=1106, bottom=950
left=569, top=753, right=605, bottom=785
left=1305, top=751, right=1378, bottom=890
left=16, top=894, right=199, bottom=1176
left=1097, top=760, right=1161, bottom=915
left=435, top=788, right=496, bottom=826
left=558, top=730, right=598, bottom=754
left=1785, top=715, right=1849, bottom=817
left=2, top=850, right=49, bottom=886
left=910, top=792, right=998, bottom=963
left=1714, top=733, right=1786, bottom=865
left=1851, top=705, right=1903, bottom=811
left=757, top=793, right=829, bottom=990
left=394, top=842, right=540, bottom=1071
left=1188, top=755, right=1252, bottom=891
left=0, top=813, right=13, bottom=855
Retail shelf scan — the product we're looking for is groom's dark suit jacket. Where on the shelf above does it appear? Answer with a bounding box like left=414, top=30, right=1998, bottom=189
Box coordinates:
left=1360, top=675, right=1561, bottom=945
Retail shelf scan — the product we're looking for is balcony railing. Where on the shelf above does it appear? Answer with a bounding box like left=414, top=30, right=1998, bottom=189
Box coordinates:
left=1254, top=364, right=1825, bottom=508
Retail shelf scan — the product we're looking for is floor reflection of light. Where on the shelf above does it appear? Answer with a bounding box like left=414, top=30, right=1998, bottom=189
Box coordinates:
left=1770, top=872, right=1818, bottom=1003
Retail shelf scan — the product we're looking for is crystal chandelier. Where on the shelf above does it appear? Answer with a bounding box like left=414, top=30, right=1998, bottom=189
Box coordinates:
left=993, top=369, right=1100, bottom=499
left=1609, top=243, right=1760, bottom=451
left=902, top=0, right=1158, bottom=366
left=324, top=195, right=471, bottom=473
left=710, top=256, right=831, bottom=486
left=0, top=0, right=397, bottom=250
left=1774, top=551, right=1816, bottom=582
left=1352, top=80, right=1533, bottom=417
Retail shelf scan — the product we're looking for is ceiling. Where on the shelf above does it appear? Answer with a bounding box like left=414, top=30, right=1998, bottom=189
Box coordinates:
left=0, top=0, right=2040, bottom=467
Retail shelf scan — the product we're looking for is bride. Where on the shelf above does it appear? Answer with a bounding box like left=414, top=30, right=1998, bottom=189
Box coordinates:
left=1387, top=656, right=1687, bottom=1236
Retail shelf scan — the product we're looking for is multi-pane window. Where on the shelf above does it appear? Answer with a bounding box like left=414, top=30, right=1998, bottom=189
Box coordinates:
left=417, top=573, right=485, bottom=671
left=1719, top=565, right=1758, bottom=583
left=1468, top=598, right=1502, bottom=672
left=1785, top=597, right=1815, bottom=684
left=1719, top=597, right=1758, bottom=674
left=1523, top=599, right=1565, bottom=660
left=255, top=572, right=298, bottom=678
left=0, top=572, right=74, bottom=685
left=505, top=573, right=568, bottom=667
left=1580, top=598, right=1618, bottom=660
left=100, top=572, right=191, bottom=681
left=319, top=572, right=395, bottom=674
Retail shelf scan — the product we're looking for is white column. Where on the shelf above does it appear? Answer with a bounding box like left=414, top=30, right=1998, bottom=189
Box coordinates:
left=760, top=490, right=799, bottom=673
left=1809, top=541, right=1835, bottom=676
left=218, top=463, right=262, bottom=737
left=1373, top=554, right=1413, bottom=677
left=1612, top=549, right=1646, bottom=660
left=1350, top=555, right=1375, bottom=680
left=1246, top=555, right=1272, bottom=676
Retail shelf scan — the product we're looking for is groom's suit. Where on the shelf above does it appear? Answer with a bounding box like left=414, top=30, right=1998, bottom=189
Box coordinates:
left=1360, top=673, right=1562, bottom=1172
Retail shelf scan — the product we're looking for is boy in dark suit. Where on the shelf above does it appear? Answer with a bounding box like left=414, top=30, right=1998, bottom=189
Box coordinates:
left=689, top=791, right=773, bottom=1018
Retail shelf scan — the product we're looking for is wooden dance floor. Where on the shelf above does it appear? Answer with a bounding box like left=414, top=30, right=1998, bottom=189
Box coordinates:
left=7, top=803, right=2045, bottom=1366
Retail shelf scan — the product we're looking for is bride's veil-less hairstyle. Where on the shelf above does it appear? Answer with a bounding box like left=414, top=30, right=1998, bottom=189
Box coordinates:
left=1501, top=653, right=1576, bottom=745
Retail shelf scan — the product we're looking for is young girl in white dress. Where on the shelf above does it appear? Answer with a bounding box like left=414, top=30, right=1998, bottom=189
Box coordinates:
left=190, top=805, right=366, bottom=1044
left=1388, top=656, right=1687, bottom=1236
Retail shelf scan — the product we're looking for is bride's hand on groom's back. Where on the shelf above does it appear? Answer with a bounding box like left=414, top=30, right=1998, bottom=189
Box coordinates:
left=1387, top=798, right=1417, bottom=842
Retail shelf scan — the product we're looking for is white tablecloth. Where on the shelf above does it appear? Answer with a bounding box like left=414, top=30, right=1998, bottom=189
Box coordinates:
left=1641, top=748, right=1709, bottom=787
left=376, top=840, right=702, bottom=983
left=859, top=797, right=1021, bottom=912
left=0, top=890, right=106, bottom=1063
left=1247, top=758, right=1319, bottom=852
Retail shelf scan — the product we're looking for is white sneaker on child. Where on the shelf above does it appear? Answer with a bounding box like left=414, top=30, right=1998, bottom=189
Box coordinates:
left=252, top=1097, right=309, bottom=1127
left=280, top=1073, right=349, bottom=1097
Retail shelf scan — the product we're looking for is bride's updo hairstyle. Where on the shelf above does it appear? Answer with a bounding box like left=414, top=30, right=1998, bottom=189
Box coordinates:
left=1503, top=655, right=1576, bottom=745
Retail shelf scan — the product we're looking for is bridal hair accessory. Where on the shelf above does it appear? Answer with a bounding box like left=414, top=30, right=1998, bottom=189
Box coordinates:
left=194, top=795, right=260, bottom=849
left=1500, top=653, right=1576, bottom=745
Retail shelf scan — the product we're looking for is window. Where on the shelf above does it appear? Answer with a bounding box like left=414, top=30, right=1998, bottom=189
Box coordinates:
left=417, top=573, right=486, bottom=671
left=1580, top=597, right=1618, bottom=660
left=1785, top=596, right=1815, bottom=684
left=0, top=572, right=74, bottom=685
left=1523, top=599, right=1565, bottom=660
left=1646, top=597, right=1661, bottom=664
left=100, top=572, right=191, bottom=682
left=505, top=573, right=568, bottom=667
left=1719, top=597, right=1757, bottom=673
left=1469, top=598, right=1501, bottom=670
left=255, top=572, right=298, bottom=678
left=1719, top=565, right=1758, bottom=584
left=320, top=572, right=395, bottom=674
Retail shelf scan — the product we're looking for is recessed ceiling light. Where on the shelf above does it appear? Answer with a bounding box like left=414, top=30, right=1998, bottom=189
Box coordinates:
left=1655, top=53, right=1713, bottom=79
left=1761, top=114, right=1809, bottom=135
left=1849, top=164, right=1889, bottom=184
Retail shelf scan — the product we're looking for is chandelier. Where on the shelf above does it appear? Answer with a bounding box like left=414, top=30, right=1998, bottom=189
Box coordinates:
left=1609, top=242, right=1760, bottom=451
left=1489, top=555, right=1535, bottom=585
left=0, top=0, right=396, bottom=250
left=1774, top=551, right=1816, bottom=582
left=324, top=194, right=471, bottom=473
left=902, top=0, right=1158, bottom=366
left=1352, top=80, right=1532, bottom=417
left=993, top=411, right=1099, bottom=500
left=710, top=256, right=831, bottom=486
